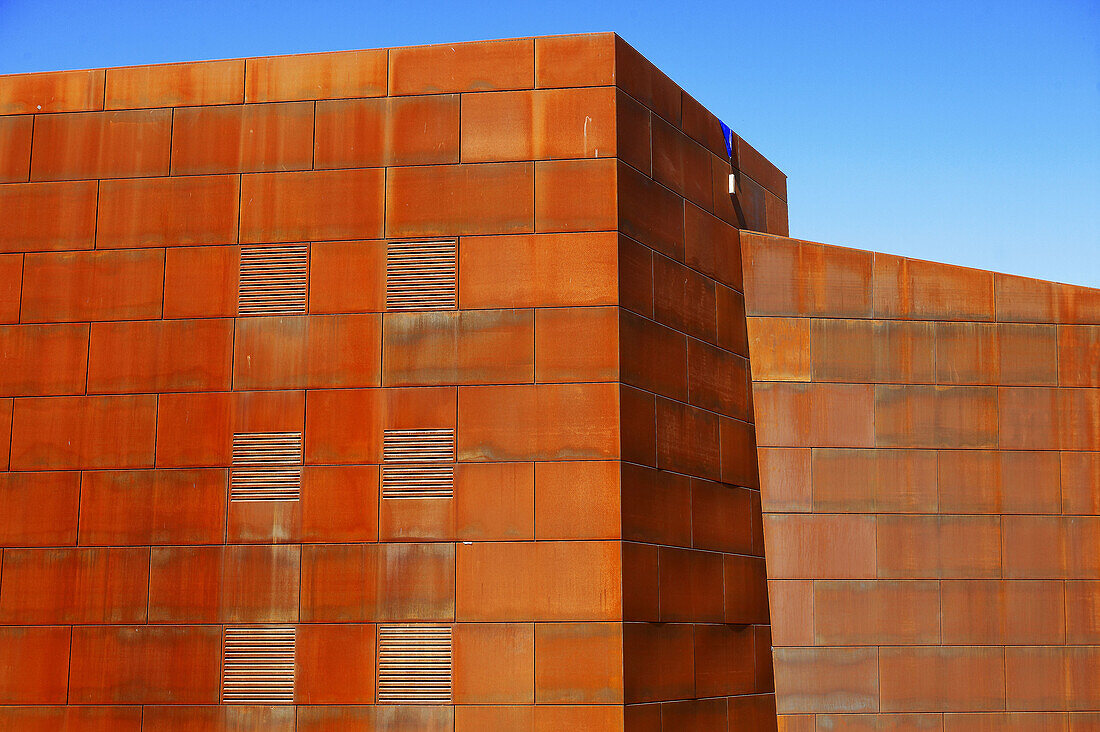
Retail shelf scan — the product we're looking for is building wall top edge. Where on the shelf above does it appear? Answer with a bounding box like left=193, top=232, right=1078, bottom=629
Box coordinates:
left=742, top=230, right=1099, bottom=295
left=0, top=30, right=786, bottom=201
left=0, top=32, right=619, bottom=80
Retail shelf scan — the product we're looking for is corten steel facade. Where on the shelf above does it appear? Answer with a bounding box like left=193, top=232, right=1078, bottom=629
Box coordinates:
left=0, top=33, right=782, bottom=732
left=0, top=31, right=1096, bottom=732
left=747, top=237, right=1100, bottom=732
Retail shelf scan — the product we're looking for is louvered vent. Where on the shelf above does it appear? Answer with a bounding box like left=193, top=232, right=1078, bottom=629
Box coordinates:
left=377, top=625, right=452, bottom=704
left=230, top=432, right=302, bottom=501
left=386, top=239, right=457, bottom=311
left=382, top=429, right=455, bottom=499
left=239, top=243, right=308, bottom=315
left=222, top=626, right=295, bottom=704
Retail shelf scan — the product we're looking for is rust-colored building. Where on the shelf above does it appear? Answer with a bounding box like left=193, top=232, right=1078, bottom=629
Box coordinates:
left=0, top=32, right=1096, bottom=732
left=748, top=236, right=1100, bottom=731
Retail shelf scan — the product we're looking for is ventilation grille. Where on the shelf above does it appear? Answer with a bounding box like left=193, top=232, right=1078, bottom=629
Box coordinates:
left=231, top=432, right=302, bottom=501
left=386, top=240, right=457, bottom=311
left=222, top=626, right=295, bottom=704
left=239, top=243, right=308, bottom=315
left=376, top=625, right=452, bottom=704
left=382, top=429, right=455, bottom=499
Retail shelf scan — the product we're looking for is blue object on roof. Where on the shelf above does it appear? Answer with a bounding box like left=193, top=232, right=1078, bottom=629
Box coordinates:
left=719, top=121, right=734, bottom=159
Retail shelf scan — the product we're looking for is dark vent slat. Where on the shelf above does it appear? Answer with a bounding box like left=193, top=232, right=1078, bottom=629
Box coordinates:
left=386, top=239, right=457, bottom=311
left=222, top=626, right=295, bottom=704
left=231, top=432, right=302, bottom=502
left=382, top=429, right=455, bottom=500
left=239, top=244, right=309, bottom=315
left=376, top=625, right=452, bottom=704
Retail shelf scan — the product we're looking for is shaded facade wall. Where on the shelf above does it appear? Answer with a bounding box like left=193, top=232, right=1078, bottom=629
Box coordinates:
left=743, top=232, right=1100, bottom=730
left=611, top=40, right=786, bottom=731
left=0, top=33, right=788, bottom=732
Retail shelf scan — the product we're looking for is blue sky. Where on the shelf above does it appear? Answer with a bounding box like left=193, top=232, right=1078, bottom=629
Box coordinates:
left=2, top=0, right=1097, bottom=287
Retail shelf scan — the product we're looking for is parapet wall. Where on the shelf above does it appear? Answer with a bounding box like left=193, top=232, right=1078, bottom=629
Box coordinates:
left=744, top=231, right=1100, bottom=730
